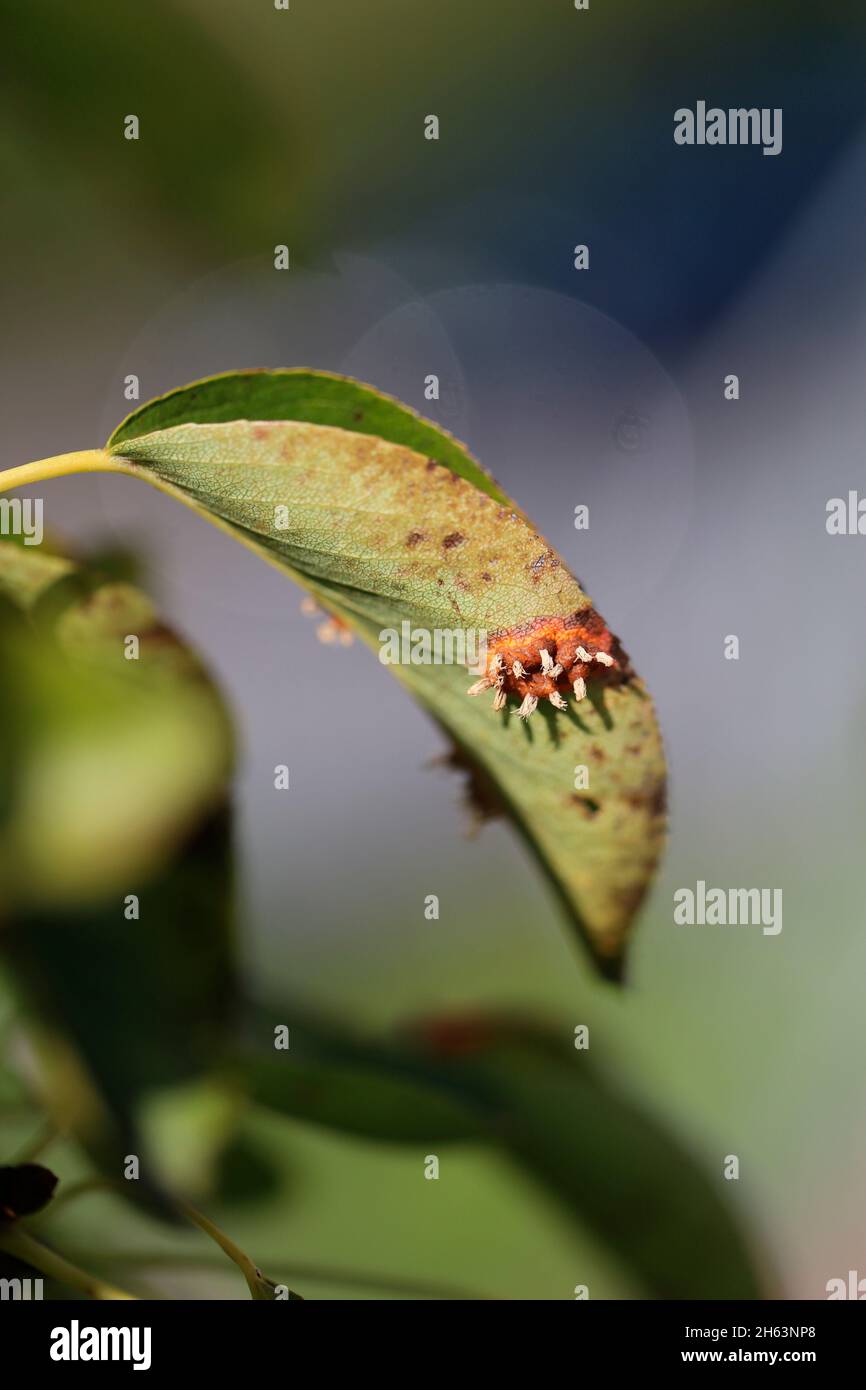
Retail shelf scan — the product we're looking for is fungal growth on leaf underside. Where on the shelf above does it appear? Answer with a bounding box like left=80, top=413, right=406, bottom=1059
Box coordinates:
left=467, top=608, right=628, bottom=719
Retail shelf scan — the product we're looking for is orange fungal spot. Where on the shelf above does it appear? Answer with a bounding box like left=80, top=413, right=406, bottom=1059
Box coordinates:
left=466, top=609, right=628, bottom=719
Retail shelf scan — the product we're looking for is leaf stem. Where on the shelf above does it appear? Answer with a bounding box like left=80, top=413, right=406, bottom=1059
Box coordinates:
left=180, top=1202, right=276, bottom=1299
left=61, top=1249, right=489, bottom=1300
left=0, top=450, right=128, bottom=493
left=0, top=1225, right=137, bottom=1300
left=36, top=1176, right=117, bottom=1216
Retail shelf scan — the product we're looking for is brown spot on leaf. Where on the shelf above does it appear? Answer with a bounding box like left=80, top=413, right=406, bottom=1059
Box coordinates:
left=435, top=743, right=507, bottom=833
left=623, top=783, right=667, bottom=818
left=442, top=532, right=466, bottom=549
left=411, top=1015, right=501, bottom=1058
left=406, top=531, right=427, bottom=547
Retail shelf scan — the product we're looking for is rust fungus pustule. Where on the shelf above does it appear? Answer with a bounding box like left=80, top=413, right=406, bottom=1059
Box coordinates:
left=467, top=609, right=629, bottom=719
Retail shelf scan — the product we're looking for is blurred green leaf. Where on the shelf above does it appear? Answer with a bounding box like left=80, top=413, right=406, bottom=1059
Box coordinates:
left=0, top=545, right=233, bottom=906
left=0, top=541, right=236, bottom=1205
left=0, top=0, right=304, bottom=262
left=241, top=1013, right=487, bottom=1146
left=240, top=1008, right=764, bottom=1300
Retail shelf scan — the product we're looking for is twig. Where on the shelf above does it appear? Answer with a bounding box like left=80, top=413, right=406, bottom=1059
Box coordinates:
left=0, top=1226, right=137, bottom=1300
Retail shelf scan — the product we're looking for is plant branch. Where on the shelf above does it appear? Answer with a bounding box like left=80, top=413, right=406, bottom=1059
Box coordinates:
left=34, top=1176, right=117, bottom=1218
left=59, top=1249, right=489, bottom=1300
left=0, top=451, right=130, bottom=493
left=0, top=1225, right=137, bottom=1300
left=180, top=1202, right=280, bottom=1299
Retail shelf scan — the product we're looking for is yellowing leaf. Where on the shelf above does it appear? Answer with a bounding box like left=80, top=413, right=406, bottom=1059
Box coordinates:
left=1, top=371, right=666, bottom=976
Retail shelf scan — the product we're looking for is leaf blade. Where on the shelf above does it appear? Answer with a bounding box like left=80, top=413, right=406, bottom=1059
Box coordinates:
left=0, top=541, right=237, bottom=1207
left=240, top=1009, right=764, bottom=1300
left=108, top=381, right=666, bottom=975
left=109, top=369, right=510, bottom=505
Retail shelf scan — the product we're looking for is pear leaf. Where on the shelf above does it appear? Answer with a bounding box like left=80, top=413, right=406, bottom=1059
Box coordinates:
left=4, top=370, right=667, bottom=976
left=0, top=539, right=236, bottom=1208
